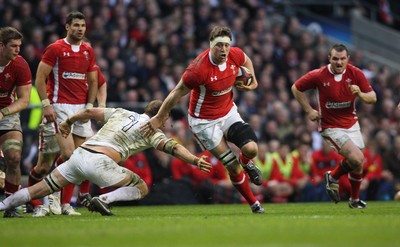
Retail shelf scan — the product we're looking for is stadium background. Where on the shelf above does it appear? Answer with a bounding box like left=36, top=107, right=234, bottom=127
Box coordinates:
left=1, top=0, right=400, bottom=204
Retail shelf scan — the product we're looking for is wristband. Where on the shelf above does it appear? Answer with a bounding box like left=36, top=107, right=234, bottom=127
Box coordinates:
left=66, top=118, right=73, bottom=126
left=85, top=103, right=93, bottom=109
left=0, top=107, right=11, bottom=116
left=41, top=99, right=51, bottom=108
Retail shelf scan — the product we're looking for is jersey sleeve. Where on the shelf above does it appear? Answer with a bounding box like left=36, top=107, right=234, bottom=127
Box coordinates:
left=41, top=44, right=58, bottom=67
left=182, top=64, right=202, bottom=89
left=103, top=108, right=116, bottom=122
left=294, top=69, right=319, bottom=91
left=95, top=65, right=106, bottom=87
left=354, top=67, right=374, bottom=93
left=87, top=47, right=97, bottom=73
left=15, top=58, right=32, bottom=86
left=229, top=47, right=246, bottom=66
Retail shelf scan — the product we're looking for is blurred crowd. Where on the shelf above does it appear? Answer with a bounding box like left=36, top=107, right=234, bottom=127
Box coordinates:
left=1, top=0, right=400, bottom=204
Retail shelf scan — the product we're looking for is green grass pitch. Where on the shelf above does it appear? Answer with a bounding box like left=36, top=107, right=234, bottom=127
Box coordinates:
left=1, top=201, right=399, bottom=247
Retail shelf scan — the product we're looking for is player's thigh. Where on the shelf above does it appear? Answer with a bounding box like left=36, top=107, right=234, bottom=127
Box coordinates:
left=55, top=132, right=76, bottom=158
left=79, top=149, right=136, bottom=188
left=189, top=117, right=224, bottom=150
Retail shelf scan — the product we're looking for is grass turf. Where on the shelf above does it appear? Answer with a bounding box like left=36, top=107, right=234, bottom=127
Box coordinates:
left=0, top=201, right=399, bottom=247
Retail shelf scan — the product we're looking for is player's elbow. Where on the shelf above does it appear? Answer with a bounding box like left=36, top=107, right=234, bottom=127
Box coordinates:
left=366, top=92, right=377, bottom=104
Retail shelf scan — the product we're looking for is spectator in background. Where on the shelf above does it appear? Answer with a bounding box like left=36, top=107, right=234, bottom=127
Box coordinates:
left=270, top=142, right=308, bottom=202
left=361, top=139, right=384, bottom=201
left=292, top=44, right=377, bottom=208
left=381, top=135, right=400, bottom=200
left=0, top=27, right=32, bottom=217
left=310, top=141, right=350, bottom=202
left=171, top=147, right=238, bottom=204
left=253, top=142, right=293, bottom=203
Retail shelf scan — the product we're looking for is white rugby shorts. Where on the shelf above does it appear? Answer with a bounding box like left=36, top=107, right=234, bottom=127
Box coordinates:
left=188, top=104, right=244, bottom=150
left=57, top=147, right=137, bottom=188
left=52, top=103, right=93, bottom=137
left=321, top=121, right=365, bottom=152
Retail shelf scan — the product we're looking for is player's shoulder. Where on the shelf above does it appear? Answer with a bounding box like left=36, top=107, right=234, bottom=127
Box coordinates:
left=346, top=63, right=364, bottom=75
left=47, top=39, right=65, bottom=49
left=12, top=55, right=30, bottom=69
left=307, top=65, right=328, bottom=77
left=80, top=42, right=95, bottom=54
left=228, top=47, right=245, bottom=65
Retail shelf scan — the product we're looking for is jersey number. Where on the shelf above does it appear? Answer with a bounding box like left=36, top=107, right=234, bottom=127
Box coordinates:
left=122, top=115, right=139, bottom=132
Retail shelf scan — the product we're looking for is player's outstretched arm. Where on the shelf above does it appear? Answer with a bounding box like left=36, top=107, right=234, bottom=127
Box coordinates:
left=157, top=139, right=212, bottom=173
left=59, top=108, right=105, bottom=138
left=141, top=79, right=190, bottom=137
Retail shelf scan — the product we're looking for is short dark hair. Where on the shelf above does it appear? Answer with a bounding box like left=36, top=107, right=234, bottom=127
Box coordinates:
left=144, top=100, right=163, bottom=117
left=209, top=26, right=232, bottom=42
left=66, top=11, right=85, bottom=25
left=0, top=27, right=23, bottom=45
left=329, top=44, right=349, bottom=57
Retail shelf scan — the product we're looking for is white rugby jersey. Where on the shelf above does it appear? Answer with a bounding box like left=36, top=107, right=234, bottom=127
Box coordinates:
left=84, top=108, right=168, bottom=161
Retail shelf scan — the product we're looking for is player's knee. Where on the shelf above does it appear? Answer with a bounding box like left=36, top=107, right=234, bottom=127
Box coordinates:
left=4, top=153, right=21, bottom=168
left=227, top=122, right=258, bottom=149
left=241, top=141, right=258, bottom=159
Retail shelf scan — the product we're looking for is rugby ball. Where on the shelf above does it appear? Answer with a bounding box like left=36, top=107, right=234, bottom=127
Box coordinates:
left=235, top=66, right=253, bottom=86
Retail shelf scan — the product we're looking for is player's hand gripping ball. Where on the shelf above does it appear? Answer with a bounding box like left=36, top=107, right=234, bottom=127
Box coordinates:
left=235, top=66, right=253, bottom=87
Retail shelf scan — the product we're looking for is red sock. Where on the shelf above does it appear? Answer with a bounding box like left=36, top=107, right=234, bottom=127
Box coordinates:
left=79, top=180, right=90, bottom=194
left=239, top=153, right=251, bottom=166
left=331, top=160, right=351, bottom=180
left=28, top=168, right=43, bottom=186
left=61, top=183, right=75, bottom=205
left=229, top=170, right=256, bottom=205
left=4, top=179, right=19, bottom=197
left=349, top=172, right=362, bottom=200
left=26, top=169, right=44, bottom=207
left=56, top=156, right=75, bottom=205
left=55, top=156, right=64, bottom=167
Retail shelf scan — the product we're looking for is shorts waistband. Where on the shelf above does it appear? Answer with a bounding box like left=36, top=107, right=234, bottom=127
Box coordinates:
left=80, top=146, right=105, bottom=155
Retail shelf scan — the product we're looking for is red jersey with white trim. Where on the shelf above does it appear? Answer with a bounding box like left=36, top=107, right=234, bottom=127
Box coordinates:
left=94, top=64, right=105, bottom=88
left=0, top=55, right=32, bottom=108
left=41, top=39, right=96, bottom=104
left=295, top=64, right=373, bottom=130
left=182, top=47, right=245, bottom=119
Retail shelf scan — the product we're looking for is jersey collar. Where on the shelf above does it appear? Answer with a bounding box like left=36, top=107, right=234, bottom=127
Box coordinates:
left=328, top=64, right=346, bottom=75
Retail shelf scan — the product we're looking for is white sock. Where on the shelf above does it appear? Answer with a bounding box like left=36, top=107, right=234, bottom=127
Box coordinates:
left=99, top=187, right=141, bottom=204
left=0, top=188, right=31, bottom=211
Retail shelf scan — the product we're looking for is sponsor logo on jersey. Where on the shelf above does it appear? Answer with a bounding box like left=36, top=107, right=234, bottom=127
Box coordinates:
left=325, top=101, right=351, bottom=109
left=210, top=76, right=217, bottom=81
left=211, top=87, right=232, bottom=96
left=62, top=72, right=85, bottom=80
left=323, top=82, right=330, bottom=87
left=0, top=92, right=8, bottom=97
left=63, top=52, right=70, bottom=56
